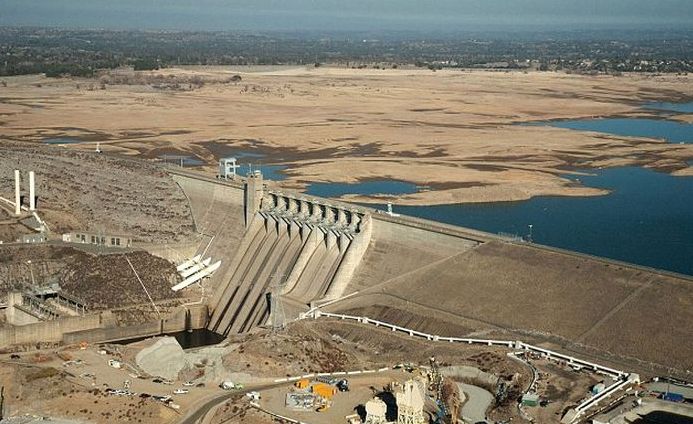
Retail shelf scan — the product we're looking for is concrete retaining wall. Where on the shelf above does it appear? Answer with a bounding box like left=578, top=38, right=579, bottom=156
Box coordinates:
left=64, top=321, right=162, bottom=344
left=5, top=306, right=40, bottom=326
left=0, top=313, right=103, bottom=346
left=64, top=304, right=209, bottom=344
left=62, top=305, right=208, bottom=344
left=0, top=305, right=208, bottom=347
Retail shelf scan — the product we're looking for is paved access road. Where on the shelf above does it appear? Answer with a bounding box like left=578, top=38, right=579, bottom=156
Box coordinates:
left=457, top=382, right=494, bottom=423
left=177, top=382, right=289, bottom=424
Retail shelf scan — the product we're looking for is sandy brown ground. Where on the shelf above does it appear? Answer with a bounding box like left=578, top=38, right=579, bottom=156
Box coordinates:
left=1, top=68, right=691, bottom=205
left=0, top=350, right=182, bottom=424
left=0, top=318, right=601, bottom=424
left=0, top=140, right=194, bottom=242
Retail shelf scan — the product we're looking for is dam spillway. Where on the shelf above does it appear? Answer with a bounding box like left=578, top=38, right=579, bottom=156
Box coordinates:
left=207, top=172, right=371, bottom=335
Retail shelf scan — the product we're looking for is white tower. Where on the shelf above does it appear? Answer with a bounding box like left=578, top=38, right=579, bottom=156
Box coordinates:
left=14, top=169, right=21, bottom=216
left=396, top=379, right=426, bottom=424
left=29, top=171, right=36, bottom=211
left=386, top=202, right=400, bottom=217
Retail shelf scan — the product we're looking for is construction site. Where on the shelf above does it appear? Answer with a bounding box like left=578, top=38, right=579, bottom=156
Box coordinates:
left=0, top=138, right=691, bottom=424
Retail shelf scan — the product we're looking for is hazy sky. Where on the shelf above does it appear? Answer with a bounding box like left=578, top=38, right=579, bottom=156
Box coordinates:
left=2, top=0, right=691, bottom=32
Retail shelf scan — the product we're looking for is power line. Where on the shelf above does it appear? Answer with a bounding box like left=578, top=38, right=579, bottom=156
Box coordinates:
left=125, top=256, right=161, bottom=318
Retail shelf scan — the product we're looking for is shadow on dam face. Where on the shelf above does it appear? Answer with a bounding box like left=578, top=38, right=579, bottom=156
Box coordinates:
left=112, top=329, right=225, bottom=349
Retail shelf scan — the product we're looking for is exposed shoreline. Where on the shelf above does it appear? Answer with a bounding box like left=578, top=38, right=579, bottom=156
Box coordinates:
left=1, top=67, right=691, bottom=206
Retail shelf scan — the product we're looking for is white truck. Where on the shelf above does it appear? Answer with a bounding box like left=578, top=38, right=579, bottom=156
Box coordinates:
left=220, top=381, right=244, bottom=390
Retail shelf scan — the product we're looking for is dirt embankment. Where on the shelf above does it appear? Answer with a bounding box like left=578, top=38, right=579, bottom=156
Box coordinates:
left=0, top=245, right=180, bottom=309
left=0, top=140, right=194, bottom=242
left=59, top=250, right=180, bottom=309
left=0, top=359, right=176, bottom=423
left=331, top=240, right=693, bottom=377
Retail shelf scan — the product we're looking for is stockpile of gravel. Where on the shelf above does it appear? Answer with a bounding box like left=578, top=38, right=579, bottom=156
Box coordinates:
left=135, top=337, right=186, bottom=380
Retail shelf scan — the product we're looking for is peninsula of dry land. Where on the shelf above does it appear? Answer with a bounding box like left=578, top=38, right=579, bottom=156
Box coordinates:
left=1, top=67, right=691, bottom=205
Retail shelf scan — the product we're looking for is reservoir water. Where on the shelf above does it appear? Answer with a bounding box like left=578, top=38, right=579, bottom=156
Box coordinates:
left=308, top=102, right=693, bottom=276
left=544, top=118, right=691, bottom=143
left=372, top=167, right=693, bottom=276
left=645, top=101, right=693, bottom=114
left=43, top=137, right=84, bottom=145
left=237, top=163, right=287, bottom=181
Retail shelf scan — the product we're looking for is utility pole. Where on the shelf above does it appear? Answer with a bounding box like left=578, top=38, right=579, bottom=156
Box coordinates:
left=27, top=260, right=35, bottom=287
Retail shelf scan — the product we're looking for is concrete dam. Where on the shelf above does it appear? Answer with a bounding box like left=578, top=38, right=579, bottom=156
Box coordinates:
left=171, top=169, right=693, bottom=377
left=206, top=172, right=371, bottom=336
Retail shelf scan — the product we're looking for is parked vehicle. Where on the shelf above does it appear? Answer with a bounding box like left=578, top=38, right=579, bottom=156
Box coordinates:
left=220, top=381, right=243, bottom=390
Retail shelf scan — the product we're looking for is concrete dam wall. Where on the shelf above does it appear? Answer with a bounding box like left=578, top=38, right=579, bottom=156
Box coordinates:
left=170, top=169, right=692, bottom=377
left=207, top=173, right=371, bottom=336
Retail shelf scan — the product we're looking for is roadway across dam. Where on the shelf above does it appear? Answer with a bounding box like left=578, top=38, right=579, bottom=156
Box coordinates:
left=169, top=168, right=693, bottom=378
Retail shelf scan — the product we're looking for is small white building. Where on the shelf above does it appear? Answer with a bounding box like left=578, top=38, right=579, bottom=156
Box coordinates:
left=62, top=232, right=132, bottom=248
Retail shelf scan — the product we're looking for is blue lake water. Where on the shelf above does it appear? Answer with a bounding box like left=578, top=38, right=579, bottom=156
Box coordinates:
left=235, top=151, right=265, bottom=159
left=43, top=137, right=83, bottom=145
left=237, top=163, right=287, bottom=181
left=301, top=103, right=693, bottom=274
left=373, top=167, right=693, bottom=276
left=543, top=118, right=692, bottom=143
left=645, top=101, right=693, bottom=114
left=307, top=180, right=419, bottom=198
left=159, top=154, right=205, bottom=166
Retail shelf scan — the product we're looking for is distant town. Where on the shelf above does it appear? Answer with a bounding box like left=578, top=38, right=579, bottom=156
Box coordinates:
left=1, top=27, right=691, bottom=77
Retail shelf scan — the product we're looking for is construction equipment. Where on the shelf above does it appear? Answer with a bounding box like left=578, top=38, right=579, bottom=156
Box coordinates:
left=295, top=379, right=310, bottom=390
left=312, top=383, right=337, bottom=399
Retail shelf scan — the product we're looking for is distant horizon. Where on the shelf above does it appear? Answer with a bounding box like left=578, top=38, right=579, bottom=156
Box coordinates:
left=1, top=25, right=691, bottom=42
left=2, top=0, right=692, bottom=34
